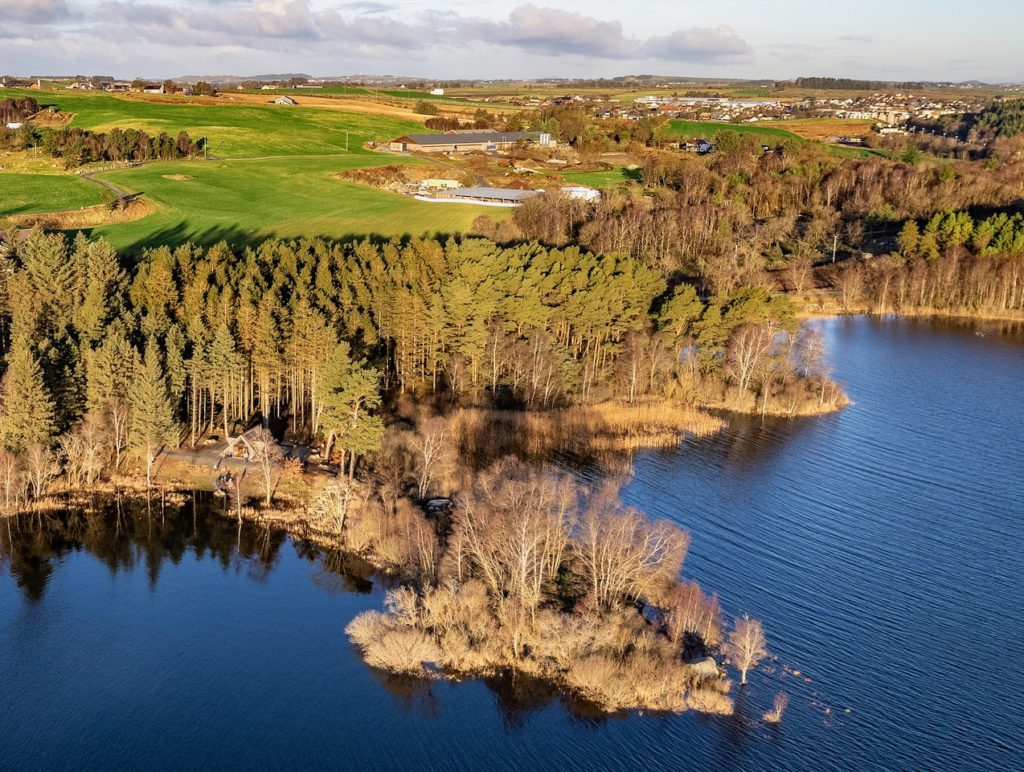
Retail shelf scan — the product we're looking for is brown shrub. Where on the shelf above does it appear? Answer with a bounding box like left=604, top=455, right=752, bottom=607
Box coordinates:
left=345, top=610, right=392, bottom=650
left=347, top=610, right=443, bottom=676
left=450, top=400, right=723, bottom=461
left=686, top=687, right=735, bottom=715
left=564, top=652, right=690, bottom=712
left=763, top=692, right=789, bottom=723
left=361, top=628, right=443, bottom=675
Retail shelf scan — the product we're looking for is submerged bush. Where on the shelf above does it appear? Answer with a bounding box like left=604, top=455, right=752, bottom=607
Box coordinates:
left=346, top=611, right=442, bottom=676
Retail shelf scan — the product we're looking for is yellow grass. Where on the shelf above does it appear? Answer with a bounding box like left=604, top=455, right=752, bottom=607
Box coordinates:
left=451, top=400, right=724, bottom=459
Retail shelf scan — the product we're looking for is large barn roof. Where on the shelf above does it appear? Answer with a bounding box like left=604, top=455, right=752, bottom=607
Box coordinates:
left=396, top=131, right=544, bottom=145
left=448, top=187, right=543, bottom=201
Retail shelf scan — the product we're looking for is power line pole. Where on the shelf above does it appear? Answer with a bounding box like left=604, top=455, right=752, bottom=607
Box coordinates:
left=832, top=232, right=838, bottom=264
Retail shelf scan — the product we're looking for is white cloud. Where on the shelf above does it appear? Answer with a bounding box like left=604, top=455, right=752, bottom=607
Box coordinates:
left=1, top=1, right=753, bottom=66
left=645, top=25, right=752, bottom=62
left=0, top=0, right=71, bottom=23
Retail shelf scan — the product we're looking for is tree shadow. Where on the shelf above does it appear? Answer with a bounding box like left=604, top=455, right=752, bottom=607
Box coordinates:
left=75, top=219, right=472, bottom=257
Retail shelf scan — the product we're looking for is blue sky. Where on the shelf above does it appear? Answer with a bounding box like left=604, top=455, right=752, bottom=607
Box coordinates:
left=1, top=0, right=1021, bottom=82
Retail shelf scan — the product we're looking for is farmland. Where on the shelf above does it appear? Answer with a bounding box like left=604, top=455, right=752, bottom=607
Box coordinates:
left=0, top=88, right=506, bottom=248
left=662, top=119, right=803, bottom=143
left=89, top=156, right=500, bottom=251
left=0, top=172, right=111, bottom=216
left=0, top=88, right=425, bottom=156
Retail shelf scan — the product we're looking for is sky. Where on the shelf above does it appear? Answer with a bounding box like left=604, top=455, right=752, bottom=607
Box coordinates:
left=1, top=0, right=1022, bottom=82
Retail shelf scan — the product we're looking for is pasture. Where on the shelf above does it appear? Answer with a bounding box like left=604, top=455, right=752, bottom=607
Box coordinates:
left=0, top=88, right=424, bottom=157
left=0, top=172, right=110, bottom=216
left=556, top=167, right=642, bottom=188
left=1, top=88, right=510, bottom=248
left=662, top=119, right=803, bottom=143
left=88, top=155, right=504, bottom=251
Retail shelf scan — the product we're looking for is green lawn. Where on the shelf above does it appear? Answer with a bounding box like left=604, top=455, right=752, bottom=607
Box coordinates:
left=663, top=119, right=803, bottom=143
left=557, top=167, right=642, bottom=188
left=0, top=172, right=111, bottom=216
left=0, top=88, right=424, bottom=157
left=89, top=155, right=507, bottom=251
left=0, top=89, right=507, bottom=248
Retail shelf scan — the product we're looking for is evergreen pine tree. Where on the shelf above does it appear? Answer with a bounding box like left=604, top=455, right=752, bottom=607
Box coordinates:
left=128, top=337, right=176, bottom=488
left=0, top=337, right=56, bottom=453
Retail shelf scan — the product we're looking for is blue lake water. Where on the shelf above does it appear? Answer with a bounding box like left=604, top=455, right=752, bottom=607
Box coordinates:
left=1, top=315, right=1022, bottom=770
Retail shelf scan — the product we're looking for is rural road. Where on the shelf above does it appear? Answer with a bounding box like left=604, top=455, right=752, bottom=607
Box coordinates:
left=80, top=170, right=136, bottom=202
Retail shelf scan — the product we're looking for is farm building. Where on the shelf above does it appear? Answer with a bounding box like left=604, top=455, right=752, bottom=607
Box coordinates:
left=563, top=186, right=601, bottom=202
left=274, top=95, right=298, bottom=106
left=420, top=179, right=462, bottom=190
left=423, top=187, right=544, bottom=207
left=389, top=131, right=553, bottom=153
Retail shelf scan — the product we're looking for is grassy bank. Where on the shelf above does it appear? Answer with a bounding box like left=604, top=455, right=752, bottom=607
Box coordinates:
left=790, top=293, right=1024, bottom=324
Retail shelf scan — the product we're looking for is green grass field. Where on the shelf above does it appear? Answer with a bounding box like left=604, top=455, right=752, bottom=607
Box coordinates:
left=89, top=155, right=503, bottom=251
left=557, top=167, right=642, bottom=188
left=0, top=88, right=509, bottom=248
left=663, top=119, right=803, bottom=143
left=0, top=88, right=424, bottom=157
left=0, top=172, right=111, bottom=216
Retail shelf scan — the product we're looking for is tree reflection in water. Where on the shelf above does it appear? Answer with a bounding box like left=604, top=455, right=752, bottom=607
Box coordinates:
left=0, top=493, right=292, bottom=602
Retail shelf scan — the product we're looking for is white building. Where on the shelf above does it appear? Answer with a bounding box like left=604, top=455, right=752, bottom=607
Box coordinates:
left=563, top=186, right=601, bottom=202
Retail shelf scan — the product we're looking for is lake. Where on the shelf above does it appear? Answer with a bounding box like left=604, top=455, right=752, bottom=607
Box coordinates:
left=1, top=316, right=1022, bottom=771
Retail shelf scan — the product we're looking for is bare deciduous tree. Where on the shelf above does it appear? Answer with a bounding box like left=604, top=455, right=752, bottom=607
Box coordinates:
left=576, top=490, right=690, bottom=610
left=664, top=580, right=723, bottom=647
left=0, top=450, right=22, bottom=510
left=245, top=427, right=282, bottom=506
left=59, top=414, right=108, bottom=488
left=725, top=614, right=768, bottom=685
left=24, top=443, right=58, bottom=499
left=410, top=417, right=453, bottom=498
left=725, top=324, right=776, bottom=397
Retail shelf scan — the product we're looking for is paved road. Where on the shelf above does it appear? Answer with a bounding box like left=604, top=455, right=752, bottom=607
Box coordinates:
left=80, top=170, right=136, bottom=202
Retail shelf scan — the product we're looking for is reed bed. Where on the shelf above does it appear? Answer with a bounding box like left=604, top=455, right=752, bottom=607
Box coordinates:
left=451, top=400, right=724, bottom=460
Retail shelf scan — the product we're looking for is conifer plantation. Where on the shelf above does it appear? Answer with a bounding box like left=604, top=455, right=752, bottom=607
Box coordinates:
left=0, top=230, right=843, bottom=489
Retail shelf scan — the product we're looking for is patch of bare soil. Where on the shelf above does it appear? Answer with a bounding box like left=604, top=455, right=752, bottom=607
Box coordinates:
left=28, top=109, right=71, bottom=128
left=161, top=174, right=193, bottom=181
left=9, top=197, right=154, bottom=229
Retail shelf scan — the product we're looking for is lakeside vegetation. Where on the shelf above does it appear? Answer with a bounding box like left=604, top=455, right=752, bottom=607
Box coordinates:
left=0, top=227, right=811, bottom=708
left=0, top=227, right=846, bottom=712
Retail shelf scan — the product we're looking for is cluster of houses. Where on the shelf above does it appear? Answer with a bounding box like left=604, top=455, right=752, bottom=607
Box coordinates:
left=795, top=92, right=990, bottom=127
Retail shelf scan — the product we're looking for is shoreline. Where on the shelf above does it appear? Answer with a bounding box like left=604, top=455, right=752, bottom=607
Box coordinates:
left=793, top=300, right=1024, bottom=325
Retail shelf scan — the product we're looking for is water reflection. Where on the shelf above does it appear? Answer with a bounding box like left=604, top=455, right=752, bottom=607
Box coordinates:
left=0, top=495, right=288, bottom=601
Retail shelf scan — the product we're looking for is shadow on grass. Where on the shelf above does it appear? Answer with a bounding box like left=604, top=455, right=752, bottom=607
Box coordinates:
left=79, top=219, right=474, bottom=256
